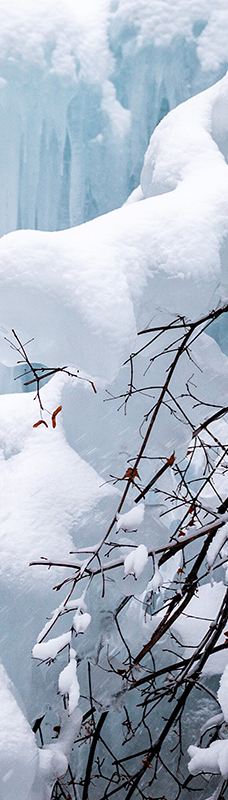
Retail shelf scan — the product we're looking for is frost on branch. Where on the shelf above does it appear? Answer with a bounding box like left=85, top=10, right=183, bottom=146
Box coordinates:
left=73, top=610, right=91, bottom=634
left=58, top=649, right=80, bottom=715
left=32, top=631, right=71, bottom=661
left=116, top=503, right=144, bottom=532
left=124, top=544, right=148, bottom=579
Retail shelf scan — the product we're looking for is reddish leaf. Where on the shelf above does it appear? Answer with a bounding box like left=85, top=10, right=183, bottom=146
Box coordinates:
left=178, top=530, right=186, bottom=538
left=33, top=420, right=48, bottom=429
left=51, top=405, right=62, bottom=429
left=167, top=452, right=175, bottom=466
left=123, top=467, right=141, bottom=481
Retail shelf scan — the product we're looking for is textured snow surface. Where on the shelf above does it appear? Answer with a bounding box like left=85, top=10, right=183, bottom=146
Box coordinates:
left=0, top=376, right=114, bottom=585
left=188, top=740, right=228, bottom=778
left=0, top=0, right=227, bottom=73
left=33, top=631, right=71, bottom=662
left=0, top=663, right=38, bottom=800
left=114, top=0, right=228, bottom=69
left=116, top=504, right=144, bottom=532
left=1, top=76, right=228, bottom=389
left=124, top=544, right=148, bottom=579
left=73, top=611, right=91, bottom=634
left=0, top=0, right=112, bottom=80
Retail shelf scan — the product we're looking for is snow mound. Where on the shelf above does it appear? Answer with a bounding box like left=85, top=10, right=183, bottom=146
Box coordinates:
left=0, top=375, right=114, bottom=585
left=0, top=663, right=38, bottom=800
left=0, top=75, right=228, bottom=390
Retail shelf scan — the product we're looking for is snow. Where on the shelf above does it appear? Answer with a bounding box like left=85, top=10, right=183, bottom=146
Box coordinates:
left=200, top=713, right=224, bottom=736
left=58, top=649, right=80, bottom=714
left=32, top=708, right=82, bottom=799
left=0, top=33, right=228, bottom=796
left=0, top=375, right=114, bottom=585
left=73, top=611, right=91, bottom=634
left=147, top=565, right=163, bottom=593
left=114, top=0, right=228, bottom=69
left=65, top=596, right=87, bottom=612
left=124, top=544, right=148, bottom=579
left=0, top=0, right=227, bottom=79
left=0, top=1, right=227, bottom=232
left=188, top=740, right=228, bottom=778
left=0, top=1, right=112, bottom=82
left=218, top=664, right=228, bottom=722
left=116, top=504, right=145, bottom=532
left=0, top=663, right=38, bottom=800
left=207, top=524, right=228, bottom=568
left=172, top=582, right=228, bottom=675
left=0, top=661, right=82, bottom=799
left=32, top=631, right=71, bottom=662
left=0, top=75, right=228, bottom=393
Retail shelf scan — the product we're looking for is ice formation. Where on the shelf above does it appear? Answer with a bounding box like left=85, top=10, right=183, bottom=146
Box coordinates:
left=171, top=582, right=228, bottom=675
left=0, top=1, right=228, bottom=233
left=0, top=73, right=228, bottom=395
left=0, top=5, right=228, bottom=793
left=218, top=664, right=228, bottom=723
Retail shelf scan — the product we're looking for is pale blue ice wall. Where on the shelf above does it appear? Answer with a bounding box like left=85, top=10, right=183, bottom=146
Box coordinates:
left=0, top=2, right=227, bottom=234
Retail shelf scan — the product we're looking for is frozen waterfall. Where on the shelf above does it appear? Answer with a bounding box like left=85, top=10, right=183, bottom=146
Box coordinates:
left=0, top=0, right=227, bottom=235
